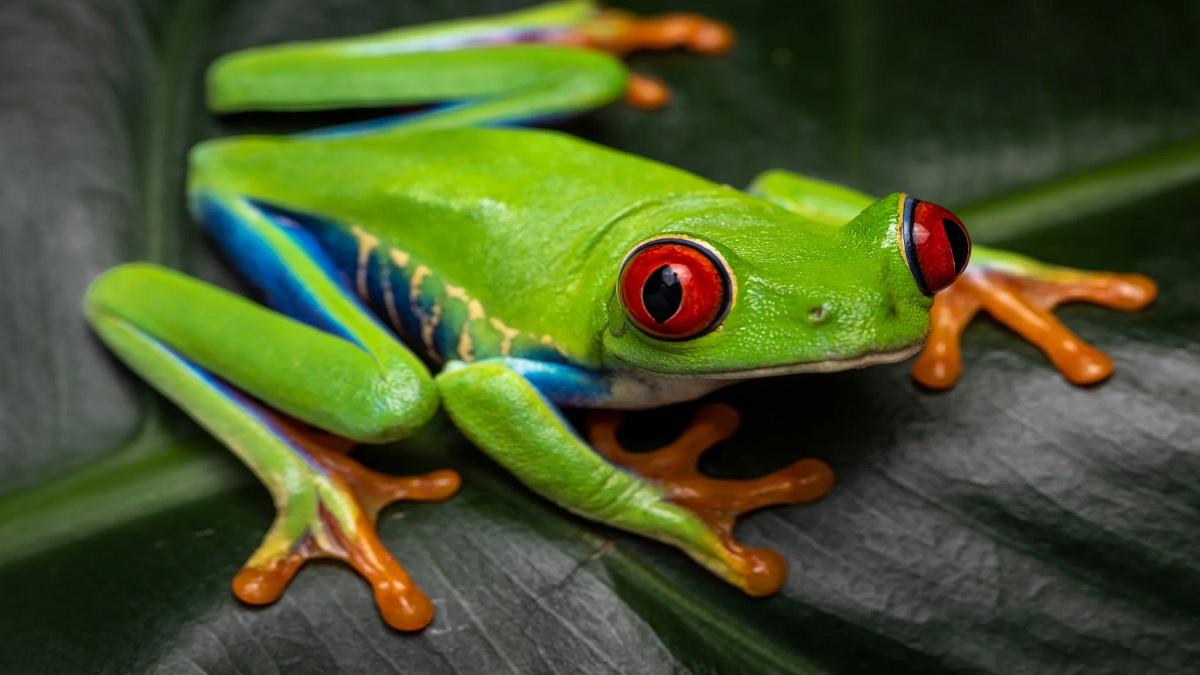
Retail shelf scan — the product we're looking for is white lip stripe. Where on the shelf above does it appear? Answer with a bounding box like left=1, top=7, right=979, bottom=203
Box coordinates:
left=622, top=342, right=925, bottom=382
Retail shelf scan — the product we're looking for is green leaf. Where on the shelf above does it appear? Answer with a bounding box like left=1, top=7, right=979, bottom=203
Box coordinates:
left=2, top=0, right=1198, bottom=672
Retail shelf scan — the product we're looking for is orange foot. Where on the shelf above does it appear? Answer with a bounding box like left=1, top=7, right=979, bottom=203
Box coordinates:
left=558, top=10, right=735, bottom=109
left=232, top=416, right=460, bottom=631
left=913, top=249, right=1157, bottom=389
left=586, top=402, right=833, bottom=595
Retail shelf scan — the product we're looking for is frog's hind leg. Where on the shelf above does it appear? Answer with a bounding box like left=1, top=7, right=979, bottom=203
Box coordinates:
left=84, top=192, right=463, bottom=630
left=912, top=246, right=1157, bottom=389
left=86, top=265, right=460, bottom=630
left=206, top=1, right=733, bottom=131
left=226, top=407, right=459, bottom=628
left=212, top=41, right=629, bottom=138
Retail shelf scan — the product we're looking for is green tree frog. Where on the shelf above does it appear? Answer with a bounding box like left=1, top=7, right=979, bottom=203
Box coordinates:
left=83, top=0, right=1157, bottom=631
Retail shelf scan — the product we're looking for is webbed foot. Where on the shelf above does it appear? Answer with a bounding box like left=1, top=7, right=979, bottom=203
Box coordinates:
left=233, top=416, right=460, bottom=631
left=912, top=247, right=1157, bottom=389
left=586, top=403, right=833, bottom=595
left=561, top=10, right=735, bottom=109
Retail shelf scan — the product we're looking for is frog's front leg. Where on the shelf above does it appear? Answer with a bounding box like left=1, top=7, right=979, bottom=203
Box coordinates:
left=911, top=247, right=1157, bottom=388
left=750, top=168, right=1158, bottom=388
left=84, top=195, right=461, bottom=630
left=585, top=404, right=833, bottom=585
left=437, top=359, right=832, bottom=595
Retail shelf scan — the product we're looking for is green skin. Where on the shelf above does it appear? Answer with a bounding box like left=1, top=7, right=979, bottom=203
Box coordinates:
left=83, top=1, right=1017, bottom=601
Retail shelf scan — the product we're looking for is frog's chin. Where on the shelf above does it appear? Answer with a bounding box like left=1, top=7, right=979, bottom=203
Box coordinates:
left=651, top=342, right=924, bottom=381
left=601, top=342, right=924, bottom=409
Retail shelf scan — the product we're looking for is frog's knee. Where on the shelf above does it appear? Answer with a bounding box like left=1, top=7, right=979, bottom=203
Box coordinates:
left=557, top=49, right=628, bottom=110
left=83, top=263, right=168, bottom=320
left=362, top=373, right=440, bottom=443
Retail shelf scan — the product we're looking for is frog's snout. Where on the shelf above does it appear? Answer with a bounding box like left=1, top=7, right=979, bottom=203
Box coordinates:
left=899, top=196, right=971, bottom=295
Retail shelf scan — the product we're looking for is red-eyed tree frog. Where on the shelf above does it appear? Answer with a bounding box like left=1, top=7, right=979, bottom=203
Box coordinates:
left=83, top=0, right=1157, bottom=631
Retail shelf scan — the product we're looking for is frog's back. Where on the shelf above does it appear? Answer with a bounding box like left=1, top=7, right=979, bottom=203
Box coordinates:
left=191, top=127, right=724, bottom=364
left=193, top=127, right=715, bottom=241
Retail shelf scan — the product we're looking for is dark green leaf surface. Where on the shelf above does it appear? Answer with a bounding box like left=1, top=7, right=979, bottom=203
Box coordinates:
left=2, top=1, right=1198, bottom=673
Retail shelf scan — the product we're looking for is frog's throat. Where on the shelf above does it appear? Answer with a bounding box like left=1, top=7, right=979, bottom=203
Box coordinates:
left=643, top=342, right=925, bottom=381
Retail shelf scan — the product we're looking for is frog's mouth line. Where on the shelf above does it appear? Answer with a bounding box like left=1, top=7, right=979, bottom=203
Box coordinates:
left=637, top=342, right=925, bottom=381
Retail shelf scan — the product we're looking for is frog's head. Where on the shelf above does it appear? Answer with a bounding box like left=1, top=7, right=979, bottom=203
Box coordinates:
left=601, top=192, right=970, bottom=379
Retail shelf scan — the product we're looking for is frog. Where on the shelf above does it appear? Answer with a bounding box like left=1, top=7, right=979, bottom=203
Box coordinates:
left=83, top=0, right=1157, bottom=631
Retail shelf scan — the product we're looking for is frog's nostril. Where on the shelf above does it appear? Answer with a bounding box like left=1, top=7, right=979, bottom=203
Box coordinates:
left=807, top=305, right=829, bottom=324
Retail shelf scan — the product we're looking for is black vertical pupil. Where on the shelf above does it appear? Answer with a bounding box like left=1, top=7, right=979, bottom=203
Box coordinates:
left=942, top=218, right=970, bottom=274
left=642, top=265, right=683, bottom=323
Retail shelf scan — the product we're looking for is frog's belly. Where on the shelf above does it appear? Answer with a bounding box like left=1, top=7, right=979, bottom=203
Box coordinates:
left=597, top=371, right=730, bottom=409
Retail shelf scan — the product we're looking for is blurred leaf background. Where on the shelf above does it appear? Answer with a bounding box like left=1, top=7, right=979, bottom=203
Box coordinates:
left=1, top=0, right=1198, bottom=673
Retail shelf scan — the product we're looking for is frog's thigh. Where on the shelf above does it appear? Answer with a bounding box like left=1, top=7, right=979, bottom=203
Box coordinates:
left=87, top=263, right=432, bottom=441
left=436, top=358, right=793, bottom=595
left=747, top=169, right=875, bottom=227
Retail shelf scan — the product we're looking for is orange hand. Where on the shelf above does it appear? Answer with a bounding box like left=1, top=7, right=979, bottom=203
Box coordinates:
left=587, top=403, right=833, bottom=595
left=913, top=261, right=1157, bottom=389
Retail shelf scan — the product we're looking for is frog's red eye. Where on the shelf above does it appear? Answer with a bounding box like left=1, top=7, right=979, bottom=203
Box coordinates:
left=619, top=238, right=731, bottom=340
left=902, top=198, right=972, bottom=295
